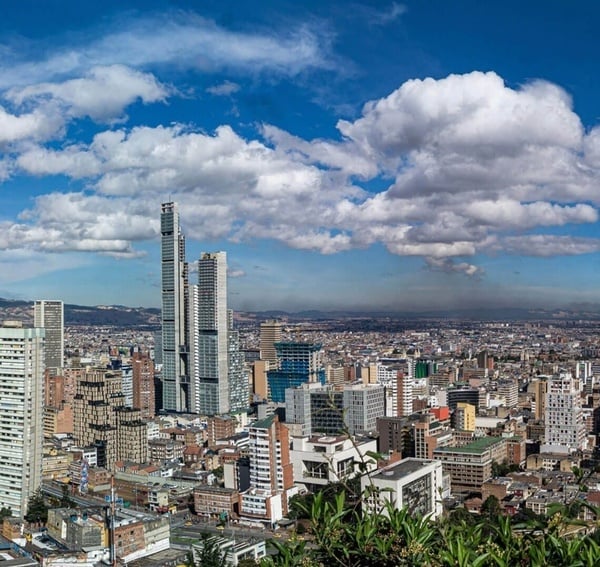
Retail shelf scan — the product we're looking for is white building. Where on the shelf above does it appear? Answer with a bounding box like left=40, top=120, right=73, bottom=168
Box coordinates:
left=290, top=434, right=377, bottom=492
left=541, top=372, right=586, bottom=455
left=0, top=322, right=45, bottom=517
left=362, top=458, right=444, bottom=520
left=33, top=299, right=64, bottom=370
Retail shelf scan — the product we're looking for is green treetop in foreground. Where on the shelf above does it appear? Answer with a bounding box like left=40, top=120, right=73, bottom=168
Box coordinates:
left=258, top=490, right=600, bottom=567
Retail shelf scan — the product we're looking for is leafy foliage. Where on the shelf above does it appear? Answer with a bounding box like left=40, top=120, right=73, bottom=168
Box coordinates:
left=185, top=532, right=229, bottom=567
left=262, top=489, right=600, bottom=567
left=24, top=489, right=49, bottom=524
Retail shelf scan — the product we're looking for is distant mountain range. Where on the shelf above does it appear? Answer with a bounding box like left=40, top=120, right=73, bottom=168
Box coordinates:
left=1, top=297, right=600, bottom=328
left=0, top=298, right=161, bottom=328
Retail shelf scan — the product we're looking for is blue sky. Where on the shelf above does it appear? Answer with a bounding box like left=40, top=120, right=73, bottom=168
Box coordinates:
left=1, top=0, right=600, bottom=312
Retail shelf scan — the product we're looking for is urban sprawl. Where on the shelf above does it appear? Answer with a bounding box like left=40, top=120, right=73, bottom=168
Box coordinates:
left=1, top=202, right=600, bottom=565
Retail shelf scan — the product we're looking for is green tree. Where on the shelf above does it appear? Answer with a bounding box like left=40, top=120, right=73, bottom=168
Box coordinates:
left=0, top=507, right=11, bottom=521
left=186, top=532, right=229, bottom=567
left=24, top=489, right=48, bottom=524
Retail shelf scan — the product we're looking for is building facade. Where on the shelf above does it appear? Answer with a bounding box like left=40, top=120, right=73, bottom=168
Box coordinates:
left=189, top=251, right=229, bottom=415
left=33, top=299, right=64, bottom=370
left=362, top=458, right=444, bottom=520
left=239, top=415, right=293, bottom=526
left=259, top=320, right=282, bottom=366
left=542, top=372, right=586, bottom=455
left=0, top=323, right=44, bottom=518
left=267, top=342, right=325, bottom=403
left=160, top=202, right=189, bottom=412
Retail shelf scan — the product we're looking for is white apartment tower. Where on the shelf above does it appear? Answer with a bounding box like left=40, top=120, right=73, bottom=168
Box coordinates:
left=0, top=322, right=44, bottom=518
left=160, top=202, right=189, bottom=412
left=33, top=300, right=64, bottom=370
left=541, top=372, right=586, bottom=455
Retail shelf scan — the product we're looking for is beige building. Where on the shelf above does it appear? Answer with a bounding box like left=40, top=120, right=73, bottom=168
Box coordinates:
left=194, top=485, right=239, bottom=518
left=259, top=320, right=282, bottom=366
left=73, top=368, right=148, bottom=470
left=433, top=436, right=507, bottom=494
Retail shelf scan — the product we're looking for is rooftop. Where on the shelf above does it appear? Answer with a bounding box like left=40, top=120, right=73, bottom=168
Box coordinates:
left=373, top=458, right=438, bottom=480
left=435, top=436, right=504, bottom=454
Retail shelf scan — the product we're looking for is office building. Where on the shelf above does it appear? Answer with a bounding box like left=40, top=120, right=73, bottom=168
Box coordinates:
left=259, top=320, right=282, bottom=366
left=0, top=322, right=44, bottom=518
left=160, top=201, right=189, bottom=412
left=343, top=383, right=385, bottom=435
left=362, top=458, right=444, bottom=520
left=34, top=299, right=64, bottom=369
left=189, top=251, right=229, bottom=415
left=542, top=372, right=586, bottom=455
left=433, top=436, right=506, bottom=494
left=267, top=342, right=325, bottom=403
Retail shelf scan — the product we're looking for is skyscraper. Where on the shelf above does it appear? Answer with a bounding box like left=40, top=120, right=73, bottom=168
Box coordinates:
left=267, top=342, right=325, bottom=403
left=33, top=299, right=64, bottom=370
left=160, top=202, right=189, bottom=412
left=260, top=320, right=282, bottom=366
left=0, top=322, right=44, bottom=518
left=189, top=252, right=229, bottom=415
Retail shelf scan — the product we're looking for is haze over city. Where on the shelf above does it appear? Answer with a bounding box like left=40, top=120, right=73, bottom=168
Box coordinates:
left=1, top=0, right=600, bottom=312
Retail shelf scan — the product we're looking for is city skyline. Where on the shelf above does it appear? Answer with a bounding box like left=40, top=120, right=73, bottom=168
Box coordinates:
left=1, top=1, right=600, bottom=312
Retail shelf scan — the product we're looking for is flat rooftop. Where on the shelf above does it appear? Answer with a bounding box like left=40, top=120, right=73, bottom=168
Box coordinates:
left=373, top=458, right=437, bottom=480
left=434, top=436, right=503, bottom=455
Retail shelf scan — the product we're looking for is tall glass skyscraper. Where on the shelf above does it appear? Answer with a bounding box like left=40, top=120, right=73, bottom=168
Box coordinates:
left=160, top=202, right=189, bottom=412
left=189, top=252, right=229, bottom=415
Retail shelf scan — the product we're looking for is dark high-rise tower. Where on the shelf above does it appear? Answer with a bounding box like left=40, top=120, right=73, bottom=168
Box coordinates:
left=160, top=202, right=189, bottom=412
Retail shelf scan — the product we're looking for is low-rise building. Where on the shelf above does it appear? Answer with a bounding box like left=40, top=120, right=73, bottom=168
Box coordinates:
left=290, top=434, right=377, bottom=492
left=361, top=458, right=444, bottom=520
left=194, top=486, right=240, bottom=518
left=433, top=436, right=506, bottom=494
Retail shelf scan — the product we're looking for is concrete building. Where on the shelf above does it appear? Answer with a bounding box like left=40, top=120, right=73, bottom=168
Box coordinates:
left=453, top=402, right=476, bottom=432
left=542, top=372, right=586, bottom=455
left=0, top=322, right=44, bottom=518
left=290, top=434, right=377, bottom=492
left=34, top=299, right=64, bottom=370
left=239, top=415, right=293, bottom=527
left=362, top=458, right=444, bottom=520
left=160, top=202, right=189, bottom=412
left=73, top=368, right=148, bottom=469
left=193, top=485, right=239, bottom=518
left=259, top=320, right=282, bottom=366
left=433, top=436, right=506, bottom=494
left=132, top=351, right=155, bottom=420
left=343, top=384, right=385, bottom=434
